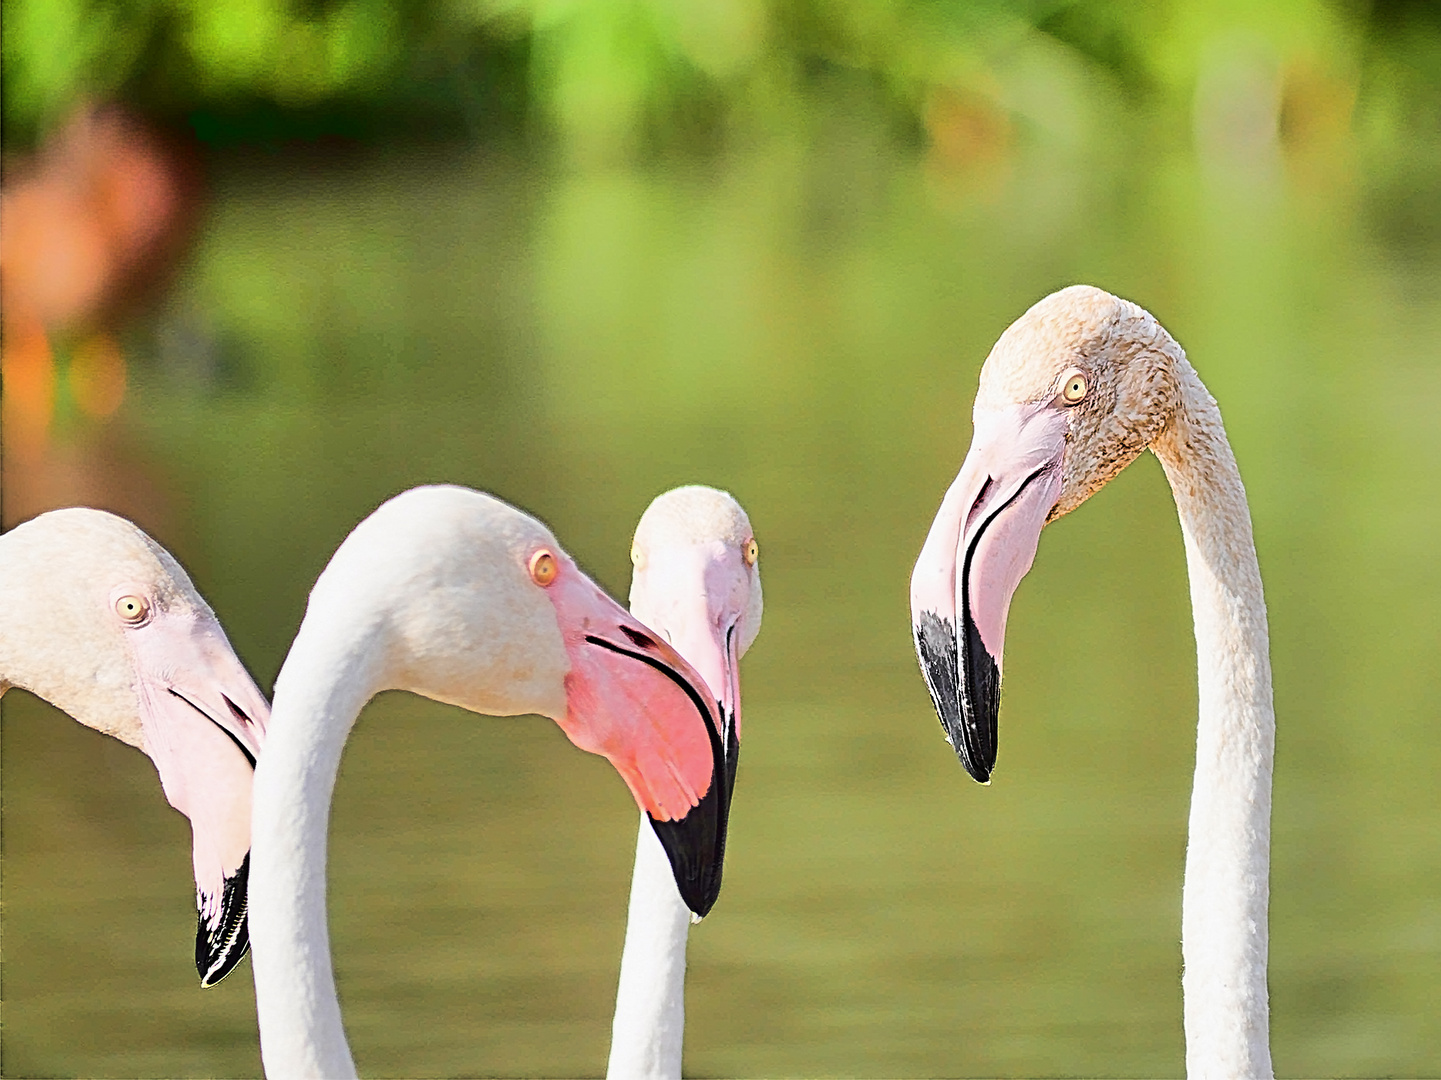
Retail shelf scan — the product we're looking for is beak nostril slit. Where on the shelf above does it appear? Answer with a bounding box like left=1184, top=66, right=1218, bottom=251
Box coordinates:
left=965, top=476, right=995, bottom=532
left=222, top=694, right=250, bottom=725
left=619, top=625, right=659, bottom=649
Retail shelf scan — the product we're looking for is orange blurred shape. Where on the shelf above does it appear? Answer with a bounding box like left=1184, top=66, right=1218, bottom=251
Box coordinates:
left=2, top=182, right=110, bottom=327
left=0, top=102, right=199, bottom=455
left=0, top=102, right=202, bottom=334
left=71, top=332, right=127, bottom=418
left=1, top=313, right=57, bottom=460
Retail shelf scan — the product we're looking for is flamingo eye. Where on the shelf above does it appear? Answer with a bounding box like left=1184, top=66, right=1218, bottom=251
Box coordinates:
left=630, top=543, right=646, bottom=571
left=115, top=594, right=150, bottom=625
left=743, top=538, right=759, bottom=566
left=1061, top=371, right=1089, bottom=405
left=529, top=549, right=558, bottom=587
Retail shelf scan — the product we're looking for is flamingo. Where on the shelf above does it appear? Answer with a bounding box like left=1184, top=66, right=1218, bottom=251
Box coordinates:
left=0, top=102, right=202, bottom=335
left=248, top=485, right=734, bottom=1079
left=910, top=286, right=1276, bottom=1078
left=0, top=507, right=269, bottom=986
left=1, top=103, right=203, bottom=453
left=606, top=486, right=764, bottom=1080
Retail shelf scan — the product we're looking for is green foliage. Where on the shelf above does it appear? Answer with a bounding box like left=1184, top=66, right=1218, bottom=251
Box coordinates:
left=2, top=0, right=1438, bottom=154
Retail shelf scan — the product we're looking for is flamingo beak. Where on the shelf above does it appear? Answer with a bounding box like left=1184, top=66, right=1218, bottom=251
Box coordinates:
left=632, top=545, right=746, bottom=803
left=127, top=608, right=270, bottom=986
left=910, top=403, right=1067, bottom=782
left=648, top=599, right=744, bottom=889
left=545, top=560, right=731, bottom=917
left=673, top=615, right=741, bottom=805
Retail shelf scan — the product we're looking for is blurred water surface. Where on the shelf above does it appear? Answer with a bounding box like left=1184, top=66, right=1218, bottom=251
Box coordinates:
left=5, top=121, right=1441, bottom=1077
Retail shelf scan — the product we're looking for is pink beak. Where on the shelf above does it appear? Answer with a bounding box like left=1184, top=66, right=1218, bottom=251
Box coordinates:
left=633, top=541, right=746, bottom=790
left=910, top=402, right=1067, bottom=782
left=127, top=606, right=269, bottom=985
left=666, top=609, right=741, bottom=802
left=543, top=556, right=731, bottom=916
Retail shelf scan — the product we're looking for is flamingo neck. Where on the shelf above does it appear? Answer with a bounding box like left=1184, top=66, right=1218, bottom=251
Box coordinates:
left=1152, top=364, right=1275, bottom=1080
left=607, top=812, right=692, bottom=1080
left=249, top=605, right=387, bottom=1080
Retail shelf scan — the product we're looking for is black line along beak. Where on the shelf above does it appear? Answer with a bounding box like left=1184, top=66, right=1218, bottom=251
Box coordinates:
left=585, top=633, right=732, bottom=918
left=196, top=851, right=250, bottom=987
left=718, top=621, right=741, bottom=803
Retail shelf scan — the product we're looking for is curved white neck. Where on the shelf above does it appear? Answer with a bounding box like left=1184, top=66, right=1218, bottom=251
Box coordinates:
left=606, top=812, right=692, bottom=1079
left=1153, top=366, right=1275, bottom=1080
left=249, top=614, right=385, bottom=1080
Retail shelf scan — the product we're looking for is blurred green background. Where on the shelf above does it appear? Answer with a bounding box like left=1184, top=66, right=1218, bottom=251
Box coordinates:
left=3, top=0, right=1441, bottom=1076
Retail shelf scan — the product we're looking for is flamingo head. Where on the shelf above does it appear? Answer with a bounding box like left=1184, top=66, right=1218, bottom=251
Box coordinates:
left=0, top=508, right=270, bottom=986
left=315, top=487, right=740, bottom=917
left=910, top=286, right=1185, bottom=782
left=628, top=486, right=762, bottom=910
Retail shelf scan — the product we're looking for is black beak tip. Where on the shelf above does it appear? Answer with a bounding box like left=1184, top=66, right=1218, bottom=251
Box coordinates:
left=648, top=686, right=736, bottom=919
left=196, top=852, right=251, bottom=988
left=648, top=771, right=727, bottom=919
left=197, top=928, right=249, bottom=988
left=955, top=743, right=994, bottom=785
left=914, top=610, right=1001, bottom=785
left=957, top=606, right=1002, bottom=784
left=585, top=634, right=735, bottom=915
left=685, top=876, right=720, bottom=920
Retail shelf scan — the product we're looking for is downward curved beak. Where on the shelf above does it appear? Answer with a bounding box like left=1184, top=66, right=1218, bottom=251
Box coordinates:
left=910, top=403, right=1066, bottom=782
left=547, top=565, right=731, bottom=917
left=665, top=613, right=742, bottom=802
left=130, top=611, right=270, bottom=986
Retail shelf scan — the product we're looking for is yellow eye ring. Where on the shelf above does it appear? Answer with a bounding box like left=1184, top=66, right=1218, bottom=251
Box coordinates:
left=1061, top=371, right=1089, bottom=405
left=529, top=549, right=558, bottom=587
left=115, top=594, right=150, bottom=625
left=743, top=538, right=759, bottom=566
left=630, top=543, right=646, bottom=571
